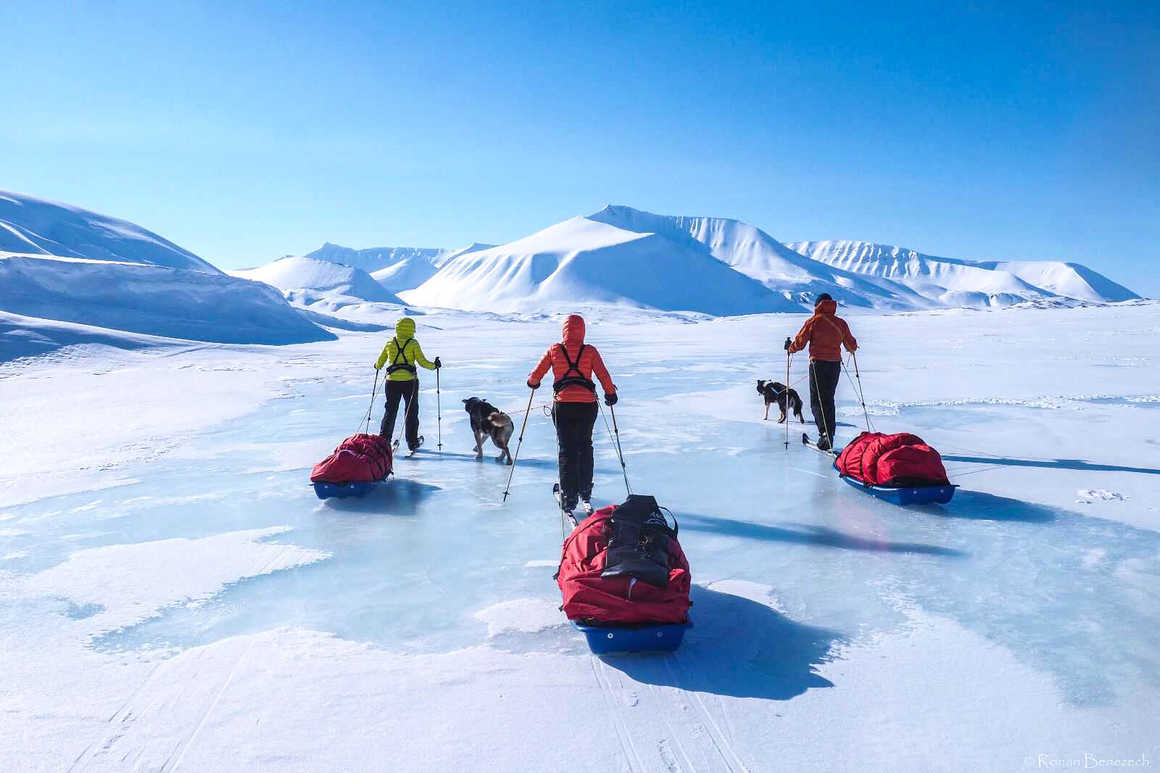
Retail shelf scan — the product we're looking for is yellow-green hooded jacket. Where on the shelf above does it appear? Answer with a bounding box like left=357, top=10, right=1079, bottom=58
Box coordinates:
left=374, top=318, right=436, bottom=381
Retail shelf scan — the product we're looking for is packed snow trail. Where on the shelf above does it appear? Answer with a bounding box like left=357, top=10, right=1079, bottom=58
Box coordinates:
left=1, top=304, right=1158, bottom=771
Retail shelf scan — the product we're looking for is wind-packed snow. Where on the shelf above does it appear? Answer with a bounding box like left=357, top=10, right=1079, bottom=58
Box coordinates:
left=401, top=215, right=797, bottom=315
left=789, top=239, right=1139, bottom=306
left=2, top=300, right=1158, bottom=771
left=0, top=190, right=218, bottom=272
left=0, top=252, right=334, bottom=352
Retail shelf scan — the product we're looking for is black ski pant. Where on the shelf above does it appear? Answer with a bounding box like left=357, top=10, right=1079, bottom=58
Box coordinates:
left=808, top=359, right=842, bottom=441
left=553, top=401, right=598, bottom=504
left=381, top=378, right=420, bottom=449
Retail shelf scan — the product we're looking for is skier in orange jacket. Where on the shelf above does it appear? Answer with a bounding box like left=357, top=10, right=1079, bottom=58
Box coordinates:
left=788, top=294, right=858, bottom=450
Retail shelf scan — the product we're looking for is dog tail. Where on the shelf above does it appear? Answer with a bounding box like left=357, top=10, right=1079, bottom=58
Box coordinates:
left=487, top=412, right=508, bottom=429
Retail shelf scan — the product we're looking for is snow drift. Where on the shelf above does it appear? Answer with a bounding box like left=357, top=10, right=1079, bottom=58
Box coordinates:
left=0, top=190, right=217, bottom=272
left=0, top=252, right=335, bottom=346
left=401, top=216, right=795, bottom=315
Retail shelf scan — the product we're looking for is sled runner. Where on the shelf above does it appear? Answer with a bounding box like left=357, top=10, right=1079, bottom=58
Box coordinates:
left=832, top=431, right=956, bottom=506
left=310, top=433, right=393, bottom=500
left=571, top=619, right=692, bottom=655
left=557, top=494, right=692, bottom=654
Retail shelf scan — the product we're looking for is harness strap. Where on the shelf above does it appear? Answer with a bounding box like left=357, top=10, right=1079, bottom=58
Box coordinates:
left=386, top=337, right=418, bottom=375
left=552, top=343, right=596, bottom=393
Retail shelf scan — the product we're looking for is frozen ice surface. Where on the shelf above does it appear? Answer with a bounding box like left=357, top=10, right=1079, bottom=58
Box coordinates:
left=1, top=303, right=1158, bottom=771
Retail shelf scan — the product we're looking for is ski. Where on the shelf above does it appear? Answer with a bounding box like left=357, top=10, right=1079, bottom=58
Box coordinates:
left=553, top=483, right=577, bottom=527
left=802, top=432, right=838, bottom=457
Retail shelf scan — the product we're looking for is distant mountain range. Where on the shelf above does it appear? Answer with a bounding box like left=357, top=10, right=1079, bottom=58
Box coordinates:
left=1, top=190, right=1143, bottom=356
left=298, top=205, right=1137, bottom=315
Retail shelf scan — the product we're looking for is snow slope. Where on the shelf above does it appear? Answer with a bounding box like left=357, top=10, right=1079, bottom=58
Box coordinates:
left=0, top=252, right=334, bottom=348
left=233, top=256, right=402, bottom=304
left=401, top=215, right=796, bottom=315
left=0, top=191, right=217, bottom=272
left=789, top=240, right=1139, bottom=306
left=369, top=255, right=440, bottom=293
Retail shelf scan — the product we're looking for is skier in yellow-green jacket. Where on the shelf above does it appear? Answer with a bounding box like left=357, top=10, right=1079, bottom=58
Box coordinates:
left=374, top=317, right=440, bottom=451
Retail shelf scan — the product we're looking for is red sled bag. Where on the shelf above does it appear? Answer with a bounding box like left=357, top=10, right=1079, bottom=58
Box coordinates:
left=310, top=433, right=393, bottom=484
left=557, top=495, right=692, bottom=626
left=836, top=432, right=949, bottom=487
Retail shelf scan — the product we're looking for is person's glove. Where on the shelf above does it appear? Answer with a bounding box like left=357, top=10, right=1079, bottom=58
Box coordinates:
left=605, top=392, right=618, bottom=406
left=784, top=337, right=792, bottom=352
left=373, top=363, right=381, bottom=371
left=527, top=380, right=540, bottom=390
left=434, top=356, right=442, bottom=369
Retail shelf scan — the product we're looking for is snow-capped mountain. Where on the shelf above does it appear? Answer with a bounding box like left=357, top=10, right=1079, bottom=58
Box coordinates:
left=0, top=191, right=218, bottom=272
left=589, top=205, right=922, bottom=310
left=787, top=240, right=1138, bottom=306
left=0, top=192, right=332, bottom=351
left=233, top=256, right=402, bottom=304
left=304, top=243, right=447, bottom=274
left=401, top=215, right=795, bottom=315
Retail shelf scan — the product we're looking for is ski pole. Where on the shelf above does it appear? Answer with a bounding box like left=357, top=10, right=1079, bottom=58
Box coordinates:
left=436, top=366, right=443, bottom=452
left=502, top=388, right=536, bottom=503
left=784, top=337, right=792, bottom=450
left=851, top=351, right=871, bottom=432
left=608, top=403, right=631, bottom=495
left=364, top=369, right=380, bottom=435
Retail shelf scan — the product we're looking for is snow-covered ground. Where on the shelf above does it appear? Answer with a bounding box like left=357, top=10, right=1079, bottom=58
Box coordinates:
left=2, top=303, right=1158, bottom=772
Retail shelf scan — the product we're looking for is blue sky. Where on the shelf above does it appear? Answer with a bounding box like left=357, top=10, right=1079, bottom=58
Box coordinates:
left=1, top=0, right=1156, bottom=291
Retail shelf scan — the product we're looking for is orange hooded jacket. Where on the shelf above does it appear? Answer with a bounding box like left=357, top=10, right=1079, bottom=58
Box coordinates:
left=528, top=314, right=616, bottom=404
left=789, top=298, right=858, bottom=362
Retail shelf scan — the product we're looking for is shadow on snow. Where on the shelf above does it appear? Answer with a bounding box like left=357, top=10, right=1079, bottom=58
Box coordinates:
left=678, top=512, right=966, bottom=557
left=319, top=479, right=441, bottom=516
left=600, top=585, right=841, bottom=700
left=943, top=454, right=1160, bottom=476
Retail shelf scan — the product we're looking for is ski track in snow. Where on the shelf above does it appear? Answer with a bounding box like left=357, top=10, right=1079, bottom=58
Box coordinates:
left=2, top=304, right=1159, bottom=770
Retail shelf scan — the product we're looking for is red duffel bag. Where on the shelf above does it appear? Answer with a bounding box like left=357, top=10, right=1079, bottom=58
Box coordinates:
left=836, top=432, right=949, bottom=487
left=557, top=495, right=692, bottom=626
left=310, top=433, right=393, bottom=484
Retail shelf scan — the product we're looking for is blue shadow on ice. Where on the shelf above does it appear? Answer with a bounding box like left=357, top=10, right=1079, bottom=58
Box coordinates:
left=319, top=479, right=440, bottom=516
left=943, top=454, right=1160, bottom=476
left=923, top=489, right=1057, bottom=523
left=679, top=513, right=965, bottom=557
left=600, top=585, right=841, bottom=700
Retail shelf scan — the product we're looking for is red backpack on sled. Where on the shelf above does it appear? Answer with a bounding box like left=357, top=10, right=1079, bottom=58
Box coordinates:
left=557, top=495, right=692, bottom=627
left=835, top=432, right=949, bottom=487
left=311, top=433, right=393, bottom=485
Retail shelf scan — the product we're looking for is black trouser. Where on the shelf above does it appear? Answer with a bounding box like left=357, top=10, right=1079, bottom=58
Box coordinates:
left=808, top=360, right=842, bottom=440
left=381, top=379, right=420, bottom=448
left=553, top=401, right=598, bottom=504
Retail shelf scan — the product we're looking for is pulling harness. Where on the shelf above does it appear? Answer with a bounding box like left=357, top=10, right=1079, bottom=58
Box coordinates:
left=386, top=337, right=418, bottom=376
left=552, top=343, right=596, bottom=394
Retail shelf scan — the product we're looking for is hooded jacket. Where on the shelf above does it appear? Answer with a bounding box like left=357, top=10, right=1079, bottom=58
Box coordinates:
left=788, top=298, right=858, bottom=362
left=374, top=317, right=436, bottom=381
left=528, top=314, right=616, bottom=404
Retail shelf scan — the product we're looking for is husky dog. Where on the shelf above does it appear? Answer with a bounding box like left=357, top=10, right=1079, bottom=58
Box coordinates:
left=462, top=397, right=515, bottom=464
left=757, top=380, right=805, bottom=423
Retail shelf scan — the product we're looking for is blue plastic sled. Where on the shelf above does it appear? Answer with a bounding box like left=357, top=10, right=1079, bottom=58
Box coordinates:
left=313, top=480, right=380, bottom=500
left=833, top=462, right=956, bottom=505
left=572, top=619, right=692, bottom=655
